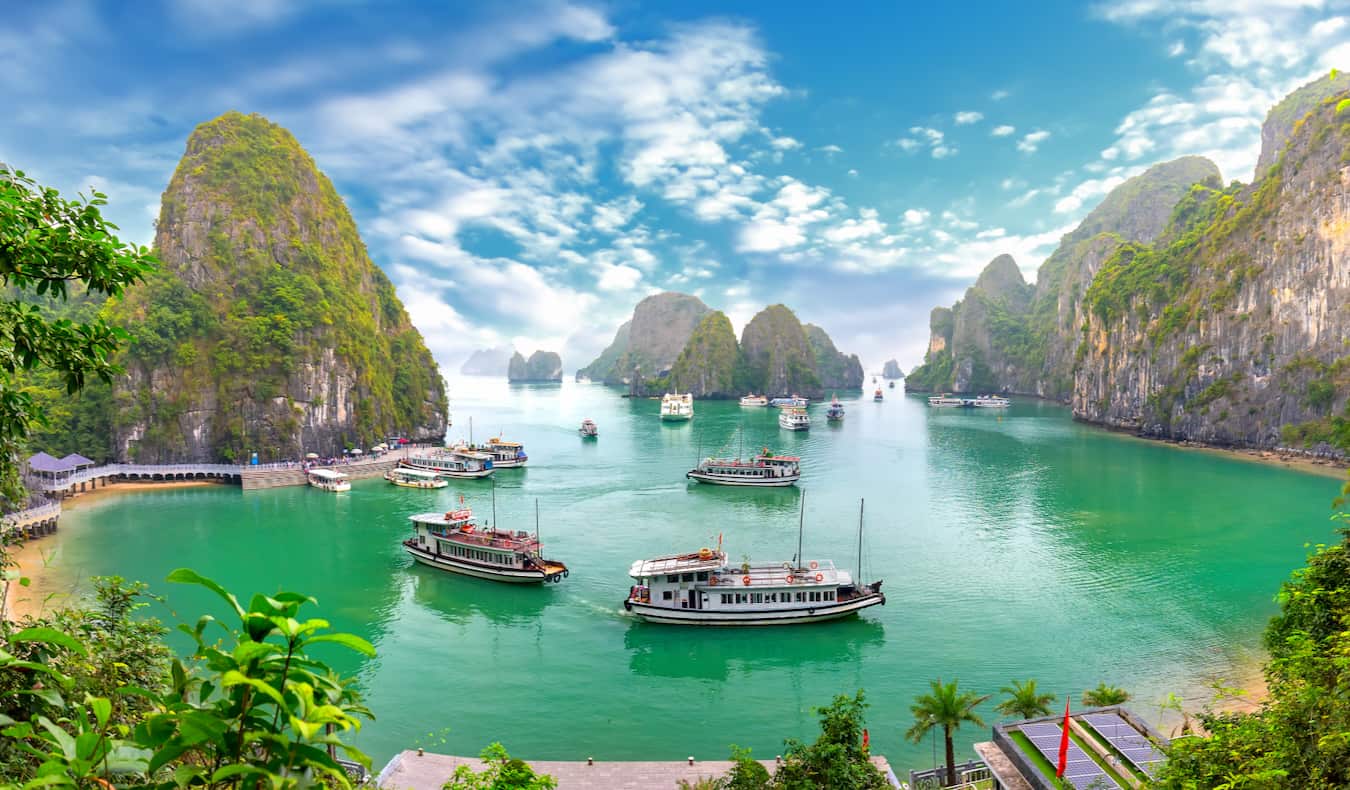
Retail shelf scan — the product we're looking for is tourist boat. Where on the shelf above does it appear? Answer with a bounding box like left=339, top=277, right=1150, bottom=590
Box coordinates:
left=826, top=396, right=845, bottom=422
left=888, top=381, right=895, bottom=389
left=974, top=395, right=1011, bottom=408
left=927, top=394, right=967, bottom=408
left=770, top=396, right=809, bottom=408
left=660, top=393, right=694, bottom=421
left=481, top=437, right=528, bottom=467
left=873, top=388, right=884, bottom=402
left=623, top=499, right=885, bottom=625
left=778, top=407, right=810, bottom=431
left=402, top=449, right=495, bottom=478
left=579, top=419, right=598, bottom=438
left=403, top=499, right=569, bottom=584
left=739, top=394, right=769, bottom=407
left=384, top=467, right=447, bottom=489
left=686, top=449, right=801, bottom=487
left=307, top=468, right=350, bottom=493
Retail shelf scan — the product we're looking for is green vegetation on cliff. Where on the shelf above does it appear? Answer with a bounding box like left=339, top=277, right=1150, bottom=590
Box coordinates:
left=740, top=305, right=822, bottom=398
left=114, top=112, right=446, bottom=462
left=670, top=311, right=739, bottom=397
left=578, top=293, right=709, bottom=384
left=804, top=323, right=864, bottom=390
left=508, top=350, right=562, bottom=382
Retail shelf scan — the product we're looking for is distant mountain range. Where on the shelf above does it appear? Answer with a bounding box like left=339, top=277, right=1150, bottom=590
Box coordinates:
left=460, top=346, right=515, bottom=376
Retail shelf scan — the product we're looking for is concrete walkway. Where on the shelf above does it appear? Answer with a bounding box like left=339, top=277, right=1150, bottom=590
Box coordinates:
left=378, top=750, right=901, bottom=789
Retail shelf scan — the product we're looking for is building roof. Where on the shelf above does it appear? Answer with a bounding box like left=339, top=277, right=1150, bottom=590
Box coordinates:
left=61, top=453, right=95, bottom=467
left=27, top=452, right=73, bottom=473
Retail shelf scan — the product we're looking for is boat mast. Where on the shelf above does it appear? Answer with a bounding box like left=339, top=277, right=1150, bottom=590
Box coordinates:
left=491, top=474, right=497, bottom=528
left=857, top=498, right=865, bottom=581
left=469, top=416, right=474, bottom=446
left=535, top=498, right=540, bottom=542
left=797, top=489, right=805, bottom=570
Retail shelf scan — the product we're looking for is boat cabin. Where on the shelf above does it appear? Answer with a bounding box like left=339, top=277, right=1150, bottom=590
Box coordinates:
left=307, top=468, right=351, bottom=492
left=627, top=551, right=851, bottom=613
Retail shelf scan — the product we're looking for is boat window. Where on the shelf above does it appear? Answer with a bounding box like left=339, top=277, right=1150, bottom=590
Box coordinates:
left=795, top=592, right=805, bottom=602
left=751, top=593, right=763, bottom=604
left=825, top=591, right=835, bottom=601
left=696, top=572, right=708, bottom=581
left=662, top=590, right=673, bottom=601
left=666, top=574, right=679, bottom=583
left=720, top=594, right=731, bottom=604
left=735, top=594, right=747, bottom=604
left=680, top=573, right=694, bottom=582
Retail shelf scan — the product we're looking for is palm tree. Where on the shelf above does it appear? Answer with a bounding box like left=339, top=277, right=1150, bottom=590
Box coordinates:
left=996, top=679, right=1056, bottom=720
left=907, top=679, right=990, bottom=787
left=1082, top=682, right=1131, bottom=707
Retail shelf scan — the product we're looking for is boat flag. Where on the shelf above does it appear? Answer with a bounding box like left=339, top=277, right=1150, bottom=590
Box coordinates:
left=862, top=728, right=869, bottom=754
left=1056, top=699, right=1071, bottom=778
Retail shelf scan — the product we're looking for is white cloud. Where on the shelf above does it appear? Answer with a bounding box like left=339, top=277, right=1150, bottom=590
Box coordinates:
left=1168, top=39, right=1187, bottom=56
left=894, top=138, right=921, bottom=152
left=770, top=135, right=802, bottom=150
left=1313, top=16, right=1348, bottom=37
left=991, top=124, right=1016, bottom=137
left=954, top=110, right=984, bottom=125
left=818, top=144, right=843, bottom=154
left=738, top=218, right=805, bottom=252
left=1052, top=173, right=1128, bottom=214
left=902, top=208, right=930, bottom=227
left=1016, top=129, right=1051, bottom=153
left=991, top=89, right=1010, bottom=100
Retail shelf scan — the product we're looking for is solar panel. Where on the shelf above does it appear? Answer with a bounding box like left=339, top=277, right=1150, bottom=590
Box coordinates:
left=1018, top=723, right=1120, bottom=790
left=1081, top=713, right=1166, bottom=777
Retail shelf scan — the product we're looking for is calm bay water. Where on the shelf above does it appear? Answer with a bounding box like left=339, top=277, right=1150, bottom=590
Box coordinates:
left=38, top=377, right=1343, bottom=771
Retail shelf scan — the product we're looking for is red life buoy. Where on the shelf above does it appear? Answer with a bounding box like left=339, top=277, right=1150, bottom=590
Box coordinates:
left=815, top=573, right=824, bottom=582
left=709, top=576, right=719, bottom=586
left=785, top=574, right=794, bottom=583
left=742, top=575, right=751, bottom=586
left=809, top=561, right=819, bottom=570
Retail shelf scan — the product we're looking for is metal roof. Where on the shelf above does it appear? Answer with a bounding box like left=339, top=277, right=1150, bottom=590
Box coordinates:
left=27, top=452, right=73, bottom=473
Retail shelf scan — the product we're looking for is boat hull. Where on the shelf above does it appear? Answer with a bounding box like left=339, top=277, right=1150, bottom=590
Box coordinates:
left=387, top=479, right=447, bottom=489
left=404, top=543, right=557, bottom=584
left=489, top=458, right=527, bottom=468
left=686, top=471, right=799, bottom=487
left=660, top=414, right=692, bottom=421
left=624, top=591, right=884, bottom=625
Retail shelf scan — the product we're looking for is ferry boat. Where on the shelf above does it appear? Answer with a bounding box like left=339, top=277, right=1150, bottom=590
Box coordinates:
left=770, top=396, right=809, bottom=408
left=739, top=394, right=769, bottom=407
left=403, top=502, right=569, bottom=584
left=384, top=467, right=447, bottom=489
left=888, top=381, right=895, bottom=389
left=778, top=407, right=810, bottom=431
left=686, top=450, right=801, bottom=487
left=660, top=393, right=694, bottom=421
left=826, top=397, right=845, bottom=422
left=622, top=500, right=885, bottom=626
left=402, top=449, right=495, bottom=479
left=307, top=468, right=350, bottom=493
left=579, top=419, right=598, bottom=438
left=928, top=394, right=966, bottom=408
left=974, top=394, right=1011, bottom=408
left=481, top=437, right=528, bottom=467
left=873, top=388, right=884, bottom=402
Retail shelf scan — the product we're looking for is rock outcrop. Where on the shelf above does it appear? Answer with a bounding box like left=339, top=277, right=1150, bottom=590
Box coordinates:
left=508, top=350, right=563, bottom=382
left=111, top=111, right=448, bottom=462
left=669, top=312, right=739, bottom=398
left=576, top=293, right=710, bottom=384
left=1254, top=71, right=1350, bottom=178
left=740, top=305, right=822, bottom=399
left=461, top=346, right=514, bottom=376
left=882, top=359, right=903, bottom=379
left=804, top=324, right=864, bottom=390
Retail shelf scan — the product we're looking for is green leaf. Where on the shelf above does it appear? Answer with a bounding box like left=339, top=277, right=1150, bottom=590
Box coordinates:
left=175, top=710, right=229, bottom=746
left=36, top=716, right=77, bottom=760
left=209, top=763, right=273, bottom=783
left=89, top=697, right=111, bottom=728
left=10, top=626, right=88, bottom=656
left=220, top=670, right=286, bottom=707
left=307, top=632, right=376, bottom=657
left=166, top=568, right=245, bottom=618
left=1338, top=98, right=1350, bottom=116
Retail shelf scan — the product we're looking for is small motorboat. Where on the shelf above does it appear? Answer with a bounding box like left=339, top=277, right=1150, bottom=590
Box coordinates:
left=579, top=419, right=599, bottom=438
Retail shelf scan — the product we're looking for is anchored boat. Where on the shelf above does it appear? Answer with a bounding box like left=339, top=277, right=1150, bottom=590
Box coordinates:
left=481, top=437, right=528, bottom=467
left=579, top=419, right=598, bottom=438
left=826, top=396, right=845, bottom=422
left=928, top=394, right=965, bottom=407
left=739, top=394, right=769, bottom=407
left=660, top=393, right=694, bottom=421
left=385, top=467, right=447, bottom=489
left=974, top=394, right=1011, bottom=408
left=770, top=395, right=808, bottom=408
left=778, top=407, right=810, bottom=431
left=307, top=468, right=350, bottom=493
left=404, top=497, right=569, bottom=584
left=402, top=449, right=495, bottom=479
left=623, top=498, right=884, bottom=625
left=687, top=448, right=801, bottom=487
left=873, top=387, right=884, bottom=402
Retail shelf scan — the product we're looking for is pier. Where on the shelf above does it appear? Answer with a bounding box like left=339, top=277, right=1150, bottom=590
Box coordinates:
left=377, top=750, right=901, bottom=789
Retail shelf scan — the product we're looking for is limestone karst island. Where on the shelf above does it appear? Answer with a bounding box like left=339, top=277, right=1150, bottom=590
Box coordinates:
left=3, top=4, right=1350, bottom=789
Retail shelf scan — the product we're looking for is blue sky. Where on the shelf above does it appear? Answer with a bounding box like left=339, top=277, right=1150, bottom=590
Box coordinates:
left=4, top=1, right=1348, bottom=373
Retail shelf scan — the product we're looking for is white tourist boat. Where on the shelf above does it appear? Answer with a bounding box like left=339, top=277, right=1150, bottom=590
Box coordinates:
left=623, top=499, right=884, bottom=625
left=770, top=396, right=808, bottom=408
left=739, top=394, right=769, bottom=407
left=873, top=387, right=884, bottom=402
left=402, top=449, right=495, bottom=479
left=579, top=419, right=598, bottom=438
left=481, top=437, right=528, bottom=467
left=403, top=499, right=568, bottom=584
left=928, top=394, right=966, bottom=407
left=384, top=467, right=447, bottom=489
left=826, top=396, right=845, bottom=422
left=687, top=449, right=801, bottom=487
left=974, top=394, right=1011, bottom=408
left=778, top=407, right=810, bottom=431
left=307, top=468, right=350, bottom=493
left=660, top=393, right=694, bottom=421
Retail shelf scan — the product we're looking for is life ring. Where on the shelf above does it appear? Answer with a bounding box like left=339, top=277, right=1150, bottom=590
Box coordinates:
left=815, top=573, right=824, bottom=582
left=785, top=574, right=794, bottom=583
left=562, top=569, right=570, bottom=578
left=742, top=576, right=751, bottom=586
left=699, top=547, right=713, bottom=560
left=809, top=561, right=819, bottom=570
left=709, top=576, right=719, bottom=586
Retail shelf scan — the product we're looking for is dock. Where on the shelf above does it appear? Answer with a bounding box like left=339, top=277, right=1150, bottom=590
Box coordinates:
left=377, top=750, right=901, bottom=789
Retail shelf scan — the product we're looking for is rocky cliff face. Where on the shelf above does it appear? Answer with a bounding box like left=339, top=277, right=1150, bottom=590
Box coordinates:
left=461, top=346, right=514, bottom=376
left=508, top=350, right=563, bottom=382
left=669, top=311, right=739, bottom=398
left=804, top=324, right=864, bottom=390
left=740, top=305, right=822, bottom=398
left=1074, top=82, right=1350, bottom=452
left=577, top=293, right=710, bottom=384
left=882, top=359, right=903, bottom=379
left=112, top=111, right=447, bottom=462
left=1255, top=72, right=1350, bottom=177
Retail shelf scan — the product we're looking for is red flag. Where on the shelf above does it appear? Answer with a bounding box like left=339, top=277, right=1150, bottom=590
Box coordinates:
left=1056, top=699, right=1071, bottom=778
left=862, top=728, right=869, bottom=753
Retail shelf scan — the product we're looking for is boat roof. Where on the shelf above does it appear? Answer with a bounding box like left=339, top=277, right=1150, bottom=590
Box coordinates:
left=308, top=469, right=348, bottom=480
left=392, top=467, right=441, bottom=479
left=410, top=509, right=474, bottom=525
left=453, top=449, right=493, bottom=459
left=629, top=550, right=726, bottom=577
left=486, top=438, right=521, bottom=446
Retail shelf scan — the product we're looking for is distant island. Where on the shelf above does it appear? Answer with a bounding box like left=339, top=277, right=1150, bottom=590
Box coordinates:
left=578, top=292, right=862, bottom=399
left=882, top=359, right=903, bottom=379
left=461, top=346, right=515, bottom=376
left=508, top=350, right=563, bottom=382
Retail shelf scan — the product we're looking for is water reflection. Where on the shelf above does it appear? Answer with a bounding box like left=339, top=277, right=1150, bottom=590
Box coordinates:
left=623, top=617, right=885, bottom=681
left=408, top=564, right=558, bottom=625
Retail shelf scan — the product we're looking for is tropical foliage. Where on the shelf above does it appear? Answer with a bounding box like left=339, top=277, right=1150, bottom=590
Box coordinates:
left=1081, top=683, right=1131, bottom=708
left=906, top=679, right=989, bottom=788
left=996, top=679, right=1056, bottom=720
left=442, top=742, right=556, bottom=789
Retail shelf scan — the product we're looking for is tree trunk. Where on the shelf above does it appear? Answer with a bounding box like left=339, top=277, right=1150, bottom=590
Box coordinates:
left=944, top=724, right=956, bottom=786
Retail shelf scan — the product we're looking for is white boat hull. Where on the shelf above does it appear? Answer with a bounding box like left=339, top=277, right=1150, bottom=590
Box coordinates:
left=660, top=414, right=692, bottom=421
left=624, top=591, right=884, bottom=625
left=489, top=458, right=527, bottom=468
left=404, top=543, right=555, bottom=584
left=686, top=471, right=799, bottom=487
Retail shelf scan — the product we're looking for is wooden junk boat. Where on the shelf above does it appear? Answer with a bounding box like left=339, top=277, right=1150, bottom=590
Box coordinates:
left=404, top=498, right=569, bottom=584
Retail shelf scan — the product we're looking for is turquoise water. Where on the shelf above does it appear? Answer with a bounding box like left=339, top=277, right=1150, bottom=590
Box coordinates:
left=38, top=378, right=1342, bottom=772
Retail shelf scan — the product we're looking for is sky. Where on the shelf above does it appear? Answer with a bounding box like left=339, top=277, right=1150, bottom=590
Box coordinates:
left=3, top=1, right=1348, bottom=374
